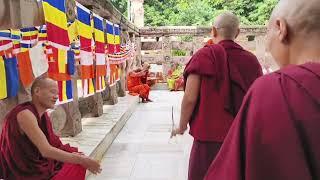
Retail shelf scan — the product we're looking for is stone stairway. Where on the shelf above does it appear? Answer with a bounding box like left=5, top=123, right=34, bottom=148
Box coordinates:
left=60, top=93, right=139, bottom=178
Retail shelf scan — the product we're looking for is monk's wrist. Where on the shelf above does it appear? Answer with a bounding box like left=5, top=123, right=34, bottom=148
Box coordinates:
left=179, top=124, right=187, bottom=132
left=74, top=153, right=85, bottom=165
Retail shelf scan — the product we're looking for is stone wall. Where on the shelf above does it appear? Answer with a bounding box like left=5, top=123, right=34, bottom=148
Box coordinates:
left=139, top=26, right=278, bottom=72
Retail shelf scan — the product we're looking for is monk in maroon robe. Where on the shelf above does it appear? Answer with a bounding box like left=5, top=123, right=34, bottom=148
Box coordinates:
left=205, top=1, right=320, bottom=179
left=0, top=78, right=101, bottom=180
left=172, top=12, right=262, bottom=180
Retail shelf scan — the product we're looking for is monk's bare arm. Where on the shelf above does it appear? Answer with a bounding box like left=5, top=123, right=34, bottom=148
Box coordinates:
left=177, top=74, right=201, bottom=134
left=17, top=110, right=101, bottom=174
left=17, top=110, right=84, bottom=163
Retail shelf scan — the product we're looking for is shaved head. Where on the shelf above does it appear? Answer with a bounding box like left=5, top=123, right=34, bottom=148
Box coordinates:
left=31, top=78, right=57, bottom=96
left=266, top=0, right=320, bottom=67
left=270, top=0, right=320, bottom=36
left=31, top=77, right=58, bottom=109
left=213, top=12, right=240, bottom=40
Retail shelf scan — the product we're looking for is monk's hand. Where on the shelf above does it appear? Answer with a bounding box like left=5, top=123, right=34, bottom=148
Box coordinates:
left=172, top=126, right=187, bottom=137
left=80, top=156, right=102, bottom=174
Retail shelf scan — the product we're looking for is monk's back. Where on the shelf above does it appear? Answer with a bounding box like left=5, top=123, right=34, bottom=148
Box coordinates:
left=205, top=63, right=320, bottom=180
left=220, top=40, right=262, bottom=115
left=127, top=73, right=142, bottom=90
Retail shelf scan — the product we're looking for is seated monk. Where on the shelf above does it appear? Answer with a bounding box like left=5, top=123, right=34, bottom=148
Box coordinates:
left=127, top=63, right=152, bottom=103
left=0, top=78, right=101, bottom=180
left=167, top=63, right=184, bottom=91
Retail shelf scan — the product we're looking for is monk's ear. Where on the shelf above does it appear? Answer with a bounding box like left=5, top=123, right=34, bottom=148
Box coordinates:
left=212, top=27, right=218, bottom=38
left=235, top=28, right=240, bottom=39
left=276, top=18, right=289, bottom=43
left=33, top=87, right=41, bottom=95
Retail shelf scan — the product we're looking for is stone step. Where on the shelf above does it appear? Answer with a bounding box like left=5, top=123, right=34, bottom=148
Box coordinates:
left=60, top=93, right=139, bottom=178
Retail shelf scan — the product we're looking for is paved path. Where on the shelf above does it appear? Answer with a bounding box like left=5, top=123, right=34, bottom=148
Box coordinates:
left=88, top=90, right=193, bottom=180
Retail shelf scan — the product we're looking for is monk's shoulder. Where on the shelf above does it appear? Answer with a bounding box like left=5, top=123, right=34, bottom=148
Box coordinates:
left=247, top=73, right=282, bottom=98
left=192, top=46, right=212, bottom=60
left=240, top=49, right=260, bottom=65
left=16, top=109, right=37, bottom=123
left=190, top=45, right=224, bottom=65
left=243, top=49, right=257, bottom=59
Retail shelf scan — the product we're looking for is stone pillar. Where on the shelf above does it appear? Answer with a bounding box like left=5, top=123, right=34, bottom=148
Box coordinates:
left=193, top=36, right=205, bottom=54
left=107, top=85, right=118, bottom=105
left=50, top=73, right=82, bottom=136
left=135, top=36, right=142, bottom=67
left=117, top=63, right=126, bottom=97
left=162, top=35, right=171, bottom=79
left=0, top=0, right=44, bottom=30
left=129, top=0, right=144, bottom=28
left=255, top=35, right=266, bottom=65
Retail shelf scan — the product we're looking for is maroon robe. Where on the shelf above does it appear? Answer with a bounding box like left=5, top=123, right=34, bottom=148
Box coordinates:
left=205, top=63, right=320, bottom=180
left=184, top=41, right=262, bottom=180
left=220, top=40, right=263, bottom=116
left=0, top=102, right=86, bottom=180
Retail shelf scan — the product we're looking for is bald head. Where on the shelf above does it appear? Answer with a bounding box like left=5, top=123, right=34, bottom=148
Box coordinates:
left=213, top=12, right=240, bottom=40
left=31, top=78, right=57, bottom=96
left=266, top=0, right=320, bottom=67
left=270, top=0, right=320, bottom=36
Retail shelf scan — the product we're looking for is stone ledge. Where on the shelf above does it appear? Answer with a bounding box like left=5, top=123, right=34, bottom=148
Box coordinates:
left=60, top=92, right=139, bottom=177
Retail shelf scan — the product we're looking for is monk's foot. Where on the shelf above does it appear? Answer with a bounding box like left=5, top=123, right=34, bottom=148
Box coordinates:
left=146, top=98, right=153, bottom=102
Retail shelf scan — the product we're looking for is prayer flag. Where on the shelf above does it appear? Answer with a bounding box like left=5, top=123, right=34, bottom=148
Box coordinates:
left=11, top=29, right=21, bottom=54
left=42, top=0, right=70, bottom=48
left=20, top=27, right=38, bottom=52
left=114, top=24, right=121, bottom=53
left=38, top=25, right=48, bottom=42
left=16, top=51, right=34, bottom=87
left=93, top=13, right=106, bottom=92
left=106, top=20, right=116, bottom=54
left=4, top=56, right=19, bottom=97
left=0, top=56, right=7, bottom=99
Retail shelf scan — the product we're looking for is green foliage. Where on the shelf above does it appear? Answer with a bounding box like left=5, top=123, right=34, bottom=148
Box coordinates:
left=111, top=0, right=278, bottom=26
left=144, top=0, right=278, bottom=26
left=172, top=49, right=187, bottom=56
left=179, top=36, right=193, bottom=42
left=110, top=0, right=128, bottom=17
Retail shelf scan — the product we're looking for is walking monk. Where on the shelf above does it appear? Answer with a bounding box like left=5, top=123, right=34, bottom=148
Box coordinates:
left=205, top=0, right=320, bottom=180
left=172, top=12, right=262, bottom=180
left=127, top=63, right=152, bottom=103
left=0, top=78, right=101, bottom=180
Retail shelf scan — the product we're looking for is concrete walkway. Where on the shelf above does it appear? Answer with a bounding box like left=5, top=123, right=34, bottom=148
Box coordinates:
left=88, top=91, right=193, bottom=180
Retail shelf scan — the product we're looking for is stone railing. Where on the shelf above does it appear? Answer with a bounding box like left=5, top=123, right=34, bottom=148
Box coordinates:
left=139, top=26, right=267, bottom=37
left=138, top=25, right=279, bottom=79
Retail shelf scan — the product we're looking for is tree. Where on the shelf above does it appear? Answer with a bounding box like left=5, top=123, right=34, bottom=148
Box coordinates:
left=144, top=0, right=277, bottom=26
left=110, top=0, right=278, bottom=26
left=110, top=0, right=128, bottom=17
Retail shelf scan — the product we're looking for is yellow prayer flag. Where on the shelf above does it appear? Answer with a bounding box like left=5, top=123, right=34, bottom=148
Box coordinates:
left=58, top=49, right=67, bottom=73
left=0, top=56, right=7, bottom=99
